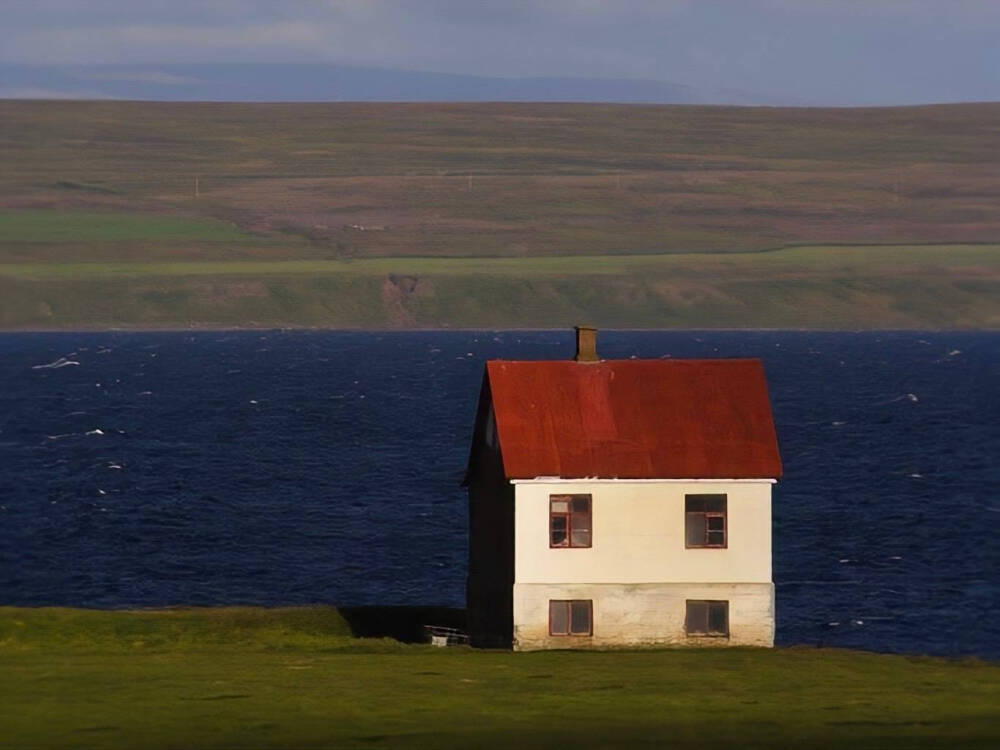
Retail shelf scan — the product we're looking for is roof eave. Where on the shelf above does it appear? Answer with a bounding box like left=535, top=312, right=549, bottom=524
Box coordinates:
left=507, top=476, right=779, bottom=484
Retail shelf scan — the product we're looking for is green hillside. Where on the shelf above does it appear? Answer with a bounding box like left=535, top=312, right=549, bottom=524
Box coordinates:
left=1, top=101, right=998, bottom=328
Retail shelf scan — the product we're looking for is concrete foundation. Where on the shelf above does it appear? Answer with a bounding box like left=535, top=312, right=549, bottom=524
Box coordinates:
left=513, top=581, right=774, bottom=650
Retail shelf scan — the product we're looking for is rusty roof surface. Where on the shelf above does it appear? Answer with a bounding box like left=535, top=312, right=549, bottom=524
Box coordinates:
left=486, top=358, right=782, bottom=480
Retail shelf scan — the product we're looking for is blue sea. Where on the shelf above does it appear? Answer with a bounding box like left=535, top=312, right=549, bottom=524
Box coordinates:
left=1, top=330, right=997, bottom=658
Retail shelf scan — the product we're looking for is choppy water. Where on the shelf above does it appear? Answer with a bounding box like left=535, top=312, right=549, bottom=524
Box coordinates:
left=1, top=330, right=997, bottom=658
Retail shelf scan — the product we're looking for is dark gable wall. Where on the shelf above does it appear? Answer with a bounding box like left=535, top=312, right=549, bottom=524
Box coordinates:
left=466, top=378, right=515, bottom=648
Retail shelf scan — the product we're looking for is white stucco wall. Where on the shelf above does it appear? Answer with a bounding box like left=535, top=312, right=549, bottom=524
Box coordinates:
left=513, top=480, right=773, bottom=585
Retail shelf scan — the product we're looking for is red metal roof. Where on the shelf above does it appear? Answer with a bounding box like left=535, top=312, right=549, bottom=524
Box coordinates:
left=485, top=359, right=782, bottom=480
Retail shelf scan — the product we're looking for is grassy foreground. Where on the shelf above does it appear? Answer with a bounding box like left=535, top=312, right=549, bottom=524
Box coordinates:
left=2, top=607, right=998, bottom=749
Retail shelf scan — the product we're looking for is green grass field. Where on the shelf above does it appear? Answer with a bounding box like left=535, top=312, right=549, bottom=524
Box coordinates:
left=0, top=243, right=996, bottom=329
left=1, top=243, right=996, bottom=279
left=2, top=607, right=998, bottom=749
left=0, top=210, right=252, bottom=243
left=1, top=101, right=998, bottom=328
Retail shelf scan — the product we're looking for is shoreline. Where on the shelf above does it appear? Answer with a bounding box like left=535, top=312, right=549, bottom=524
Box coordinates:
left=2, top=604, right=995, bottom=662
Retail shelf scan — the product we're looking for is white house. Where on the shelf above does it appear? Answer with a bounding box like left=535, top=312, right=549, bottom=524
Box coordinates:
left=464, top=327, right=782, bottom=650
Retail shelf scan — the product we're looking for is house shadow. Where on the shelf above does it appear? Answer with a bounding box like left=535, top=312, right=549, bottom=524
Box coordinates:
left=339, top=606, right=467, bottom=643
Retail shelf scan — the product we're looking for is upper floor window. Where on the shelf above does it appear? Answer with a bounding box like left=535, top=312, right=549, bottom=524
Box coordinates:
left=685, top=494, right=727, bottom=548
left=550, top=494, right=591, bottom=548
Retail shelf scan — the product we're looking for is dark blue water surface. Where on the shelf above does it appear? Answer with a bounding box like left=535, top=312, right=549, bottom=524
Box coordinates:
left=1, top=330, right=998, bottom=657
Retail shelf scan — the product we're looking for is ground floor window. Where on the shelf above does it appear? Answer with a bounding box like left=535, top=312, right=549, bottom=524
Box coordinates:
left=549, top=599, right=593, bottom=636
left=685, top=600, right=729, bottom=636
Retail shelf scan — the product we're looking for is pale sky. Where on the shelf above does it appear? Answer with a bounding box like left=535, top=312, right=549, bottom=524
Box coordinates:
left=3, top=0, right=1000, bottom=104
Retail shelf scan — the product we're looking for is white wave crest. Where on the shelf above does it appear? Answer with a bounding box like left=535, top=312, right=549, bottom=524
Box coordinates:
left=32, top=357, right=81, bottom=370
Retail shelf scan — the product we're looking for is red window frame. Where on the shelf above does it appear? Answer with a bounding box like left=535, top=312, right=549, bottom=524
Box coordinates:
left=685, top=494, right=728, bottom=549
left=549, top=494, right=592, bottom=548
left=548, top=599, right=593, bottom=636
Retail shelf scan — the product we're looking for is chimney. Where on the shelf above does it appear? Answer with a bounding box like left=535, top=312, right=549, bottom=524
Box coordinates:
left=574, top=326, right=599, bottom=362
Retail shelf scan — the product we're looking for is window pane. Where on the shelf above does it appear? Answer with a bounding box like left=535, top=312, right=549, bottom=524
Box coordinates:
left=551, top=516, right=568, bottom=546
left=572, top=507, right=591, bottom=548
left=686, top=513, right=707, bottom=546
left=549, top=601, right=568, bottom=635
left=571, top=497, right=590, bottom=513
left=705, top=495, right=727, bottom=513
left=685, top=496, right=706, bottom=513
left=550, top=500, right=569, bottom=513
left=708, top=602, right=729, bottom=634
left=707, top=516, right=725, bottom=531
left=685, top=600, right=708, bottom=633
left=570, top=601, right=592, bottom=635
left=707, top=530, right=725, bottom=546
